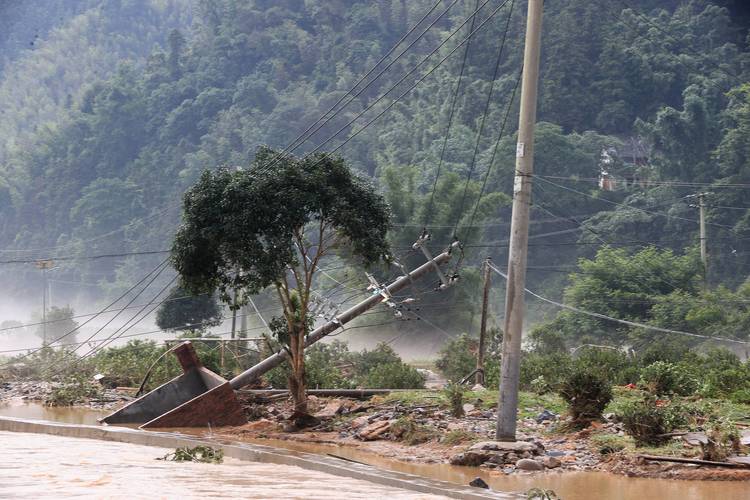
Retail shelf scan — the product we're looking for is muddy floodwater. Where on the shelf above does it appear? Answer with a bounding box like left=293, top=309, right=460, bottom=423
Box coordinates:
left=1, top=402, right=749, bottom=499
left=0, top=400, right=107, bottom=425
left=0, top=431, right=448, bottom=499
left=240, top=438, right=750, bottom=500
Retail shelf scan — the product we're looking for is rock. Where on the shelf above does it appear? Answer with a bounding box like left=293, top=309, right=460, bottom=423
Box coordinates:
left=450, top=452, right=488, bottom=467
left=535, top=409, right=557, bottom=423
left=515, top=458, right=544, bottom=471
left=471, top=384, right=485, bottom=392
left=316, top=400, right=346, bottom=419
left=350, top=415, right=370, bottom=429
left=542, top=456, right=561, bottom=469
left=463, top=403, right=476, bottom=413
left=469, top=477, right=490, bottom=489
left=469, top=440, right=541, bottom=453
left=357, top=420, right=392, bottom=441
left=682, top=432, right=709, bottom=446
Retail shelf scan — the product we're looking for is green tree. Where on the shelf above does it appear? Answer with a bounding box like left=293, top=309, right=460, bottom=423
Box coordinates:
left=36, top=305, right=78, bottom=346
left=171, top=146, right=391, bottom=417
left=155, top=285, right=223, bottom=333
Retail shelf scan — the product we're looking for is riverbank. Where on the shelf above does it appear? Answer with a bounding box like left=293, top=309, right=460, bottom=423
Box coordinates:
left=215, top=387, right=750, bottom=482
left=3, top=381, right=749, bottom=482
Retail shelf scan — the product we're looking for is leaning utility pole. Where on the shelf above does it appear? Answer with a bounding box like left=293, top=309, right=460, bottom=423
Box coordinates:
left=496, top=0, right=544, bottom=441
left=476, top=257, right=492, bottom=386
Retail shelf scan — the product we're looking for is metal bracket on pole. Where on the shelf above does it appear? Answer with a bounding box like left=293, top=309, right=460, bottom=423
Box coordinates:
left=412, top=233, right=450, bottom=290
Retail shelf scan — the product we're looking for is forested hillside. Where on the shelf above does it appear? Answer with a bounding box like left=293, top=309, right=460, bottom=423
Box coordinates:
left=1, top=0, right=749, bottom=348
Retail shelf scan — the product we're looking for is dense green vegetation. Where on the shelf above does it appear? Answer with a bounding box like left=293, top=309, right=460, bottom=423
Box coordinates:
left=0, top=0, right=748, bottom=354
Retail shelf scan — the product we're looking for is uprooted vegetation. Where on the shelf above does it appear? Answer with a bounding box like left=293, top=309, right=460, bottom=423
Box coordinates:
left=158, top=446, right=224, bottom=464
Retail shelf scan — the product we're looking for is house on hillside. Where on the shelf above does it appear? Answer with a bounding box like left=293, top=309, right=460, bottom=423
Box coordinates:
left=598, top=137, right=652, bottom=191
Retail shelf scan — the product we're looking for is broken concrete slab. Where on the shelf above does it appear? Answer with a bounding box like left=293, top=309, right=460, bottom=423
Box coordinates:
left=682, top=432, right=708, bottom=446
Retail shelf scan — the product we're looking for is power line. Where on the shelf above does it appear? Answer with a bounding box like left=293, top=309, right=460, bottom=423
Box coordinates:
left=535, top=175, right=750, bottom=190
left=0, top=250, right=169, bottom=265
left=0, top=258, right=170, bottom=369
left=254, top=0, right=513, bottom=181
left=0, top=324, right=270, bottom=356
left=425, top=0, right=481, bottom=228
left=68, top=263, right=172, bottom=354
left=0, top=204, right=179, bottom=255
left=487, top=262, right=750, bottom=345
left=535, top=175, right=748, bottom=236
left=453, top=0, right=516, bottom=237
left=264, top=0, right=461, bottom=169
left=464, top=65, right=522, bottom=240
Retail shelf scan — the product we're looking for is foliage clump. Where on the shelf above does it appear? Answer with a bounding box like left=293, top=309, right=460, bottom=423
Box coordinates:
left=390, top=416, right=437, bottom=446
left=265, top=341, right=424, bottom=390
left=435, top=333, right=478, bottom=383
left=443, top=382, right=467, bottom=418
left=617, top=396, right=687, bottom=447
left=158, top=446, right=224, bottom=464
left=45, top=375, right=101, bottom=406
left=638, top=361, right=697, bottom=396
left=558, top=369, right=613, bottom=428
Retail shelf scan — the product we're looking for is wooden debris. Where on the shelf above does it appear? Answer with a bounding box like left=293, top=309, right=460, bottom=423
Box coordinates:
left=639, top=454, right=750, bottom=468
left=357, top=420, right=392, bottom=441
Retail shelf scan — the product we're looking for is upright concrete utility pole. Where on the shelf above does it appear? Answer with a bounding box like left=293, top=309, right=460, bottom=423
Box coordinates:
left=230, top=289, right=239, bottom=339
left=476, top=257, right=492, bottom=386
left=496, top=0, right=544, bottom=441
left=35, top=259, right=55, bottom=345
left=698, top=192, right=707, bottom=284
left=240, top=303, right=248, bottom=339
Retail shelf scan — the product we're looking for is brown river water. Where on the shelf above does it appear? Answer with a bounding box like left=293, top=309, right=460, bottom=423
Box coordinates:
left=1, top=402, right=748, bottom=499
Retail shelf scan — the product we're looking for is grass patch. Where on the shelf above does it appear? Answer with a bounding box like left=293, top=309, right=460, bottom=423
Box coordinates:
left=442, top=429, right=478, bottom=446
left=390, top=416, right=439, bottom=445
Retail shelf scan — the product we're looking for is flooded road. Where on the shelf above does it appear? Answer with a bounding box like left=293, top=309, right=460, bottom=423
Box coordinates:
left=0, top=431, right=448, bottom=499
left=1, top=402, right=749, bottom=499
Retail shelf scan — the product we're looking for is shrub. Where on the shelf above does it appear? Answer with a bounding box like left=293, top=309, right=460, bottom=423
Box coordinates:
left=350, top=343, right=402, bottom=377
left=90, top=340, right=179, bottom=389
left=364, top=362, right=425, bottom=389
left=265, top=342, right=353, bottom=389
left=520, top=352, right=572, bottom=393
left=639, top=361, right=697, bottom=396
left=435, top=333, right=477, bottom=383
left=701, top=421, right=741, bottom=461
left=618, top=397, right=687, bottom=447
left=730, top=388, right=750, bottom=404
left=390, top=416, right=437, bottom=445
left=574, top=347, right=633, bottom=385
left=558, top=369, right=613, bottom=427
left=443, top=382, right=466, bottom=417
left=45, top=375, right=101, bottom=406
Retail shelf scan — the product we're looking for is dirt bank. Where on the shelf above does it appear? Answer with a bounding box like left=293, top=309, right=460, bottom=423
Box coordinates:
left=210, top=392, right=750, bottom=481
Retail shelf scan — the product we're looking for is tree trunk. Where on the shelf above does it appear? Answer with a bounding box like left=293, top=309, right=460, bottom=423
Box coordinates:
left=287, top=324, right=308, bottom=417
